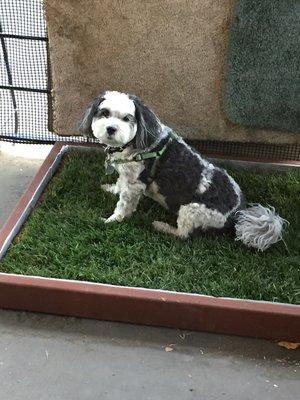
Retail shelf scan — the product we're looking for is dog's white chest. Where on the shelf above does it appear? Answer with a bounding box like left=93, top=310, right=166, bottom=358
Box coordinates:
left=113, top=161, right=145, bottom=191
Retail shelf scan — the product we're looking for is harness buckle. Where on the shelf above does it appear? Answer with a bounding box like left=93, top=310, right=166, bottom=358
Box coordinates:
left=134, top=154, right=143, bottom=162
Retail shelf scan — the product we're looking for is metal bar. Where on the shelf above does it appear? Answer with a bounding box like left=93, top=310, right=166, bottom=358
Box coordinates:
left=0, top=85, right=50, bottom=94
left=0, top=33, right=48, bottom=41
left=0, top=135, right=91, bottom=145
left=0, top=135, right=57, bottom=145
left=0, top=22, right=19, bottom=134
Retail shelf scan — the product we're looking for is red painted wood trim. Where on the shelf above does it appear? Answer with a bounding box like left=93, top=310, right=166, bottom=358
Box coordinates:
left=0, top=142, right=299, bottom=341
left=0, top=274, right=299, bottom=341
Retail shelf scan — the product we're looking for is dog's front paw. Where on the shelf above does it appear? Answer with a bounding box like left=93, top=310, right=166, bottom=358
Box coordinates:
left=101, top=184, right=118, bottom=195
left=102, top=214, right=123, bottom=224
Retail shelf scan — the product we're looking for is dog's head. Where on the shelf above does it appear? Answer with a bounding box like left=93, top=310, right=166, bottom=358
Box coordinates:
left=79, top=91, right=162, bottom=149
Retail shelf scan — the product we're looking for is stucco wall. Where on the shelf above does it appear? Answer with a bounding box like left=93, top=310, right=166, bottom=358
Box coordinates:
left=45, top=0, right=299, bottom=144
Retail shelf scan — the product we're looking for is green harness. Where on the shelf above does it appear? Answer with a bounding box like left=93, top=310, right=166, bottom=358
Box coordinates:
left=105, top=132, right=177, bottom=182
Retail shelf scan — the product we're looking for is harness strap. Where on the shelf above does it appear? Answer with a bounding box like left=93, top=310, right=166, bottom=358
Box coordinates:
left=105, top=132, right=177, bottom=179
left=114, top=145, right=168, bottom=164
left=148, top=156, right=161, bottom=183
left=112, top=134, right=174, bottom=166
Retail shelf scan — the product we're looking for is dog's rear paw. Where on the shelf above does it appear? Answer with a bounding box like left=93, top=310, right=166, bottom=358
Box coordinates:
left=152, top=220, right=181, bottom=237
left=152, top=220, right=168, bottom=232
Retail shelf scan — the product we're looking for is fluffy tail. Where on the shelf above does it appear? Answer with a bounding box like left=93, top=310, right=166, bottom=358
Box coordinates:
left=234, top=204, right=288, bottom=251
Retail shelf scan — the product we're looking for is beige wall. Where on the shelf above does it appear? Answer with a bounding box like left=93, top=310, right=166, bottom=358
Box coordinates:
left=45, top=0, right=299, bottom=144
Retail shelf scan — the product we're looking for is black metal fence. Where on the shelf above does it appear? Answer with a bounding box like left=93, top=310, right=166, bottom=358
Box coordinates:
left=0, top=0, right=89, bottom=144
left=0, top=0, right=299, bottom=160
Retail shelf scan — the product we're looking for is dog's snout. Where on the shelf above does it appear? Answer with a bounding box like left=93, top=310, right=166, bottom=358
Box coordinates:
left=106, top=126, right=117, bottom=136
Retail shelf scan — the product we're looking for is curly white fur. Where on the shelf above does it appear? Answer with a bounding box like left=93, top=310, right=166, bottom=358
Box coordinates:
left=102, top=148, right=146, bottom=223
left=235, top=204, right=288, bottom=251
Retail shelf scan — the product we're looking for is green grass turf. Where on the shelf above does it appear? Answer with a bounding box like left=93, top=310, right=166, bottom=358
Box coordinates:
left=1, top=149, right=299, bottom=304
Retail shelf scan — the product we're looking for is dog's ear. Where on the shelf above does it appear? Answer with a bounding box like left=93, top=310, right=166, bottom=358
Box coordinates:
left=78, top=95, right=104, bottom=137
left=129, top=94, right=161, bottom=149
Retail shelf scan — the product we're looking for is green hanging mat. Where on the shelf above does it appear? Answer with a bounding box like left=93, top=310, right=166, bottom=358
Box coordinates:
left=223, top=0, right=300, bottom=133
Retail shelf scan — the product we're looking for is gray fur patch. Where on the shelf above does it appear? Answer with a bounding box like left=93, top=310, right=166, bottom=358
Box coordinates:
left=235, top=204, right=288, bottom=251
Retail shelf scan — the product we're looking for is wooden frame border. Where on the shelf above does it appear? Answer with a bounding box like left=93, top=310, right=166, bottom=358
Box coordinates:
left=0, top=143, right=299, bottom=341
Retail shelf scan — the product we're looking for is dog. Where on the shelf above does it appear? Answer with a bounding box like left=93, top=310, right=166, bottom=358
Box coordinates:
left=79, top=90, right=286, bottom=251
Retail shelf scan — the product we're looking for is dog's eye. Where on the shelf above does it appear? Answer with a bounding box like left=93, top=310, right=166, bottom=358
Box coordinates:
left=99, top=109, right=110, bottom=118
left=123, top=115, right=131, bottom=122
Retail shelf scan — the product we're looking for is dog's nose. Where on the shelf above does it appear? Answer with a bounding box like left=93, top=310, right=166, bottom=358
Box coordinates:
left=106, top=126, right=117, bottom=136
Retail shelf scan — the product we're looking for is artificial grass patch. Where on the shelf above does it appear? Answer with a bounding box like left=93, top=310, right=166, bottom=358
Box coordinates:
left=224, top=0, right=300, bottom=133
left=1, top=149, right=299, bottom=304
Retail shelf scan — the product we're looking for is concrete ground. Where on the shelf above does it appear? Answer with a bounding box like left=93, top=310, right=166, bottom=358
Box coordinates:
left=0, top=151, right=44, bottom=226
left=0, top=143, right=299, bottom=400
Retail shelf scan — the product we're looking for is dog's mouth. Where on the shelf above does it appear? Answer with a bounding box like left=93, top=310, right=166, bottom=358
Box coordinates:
left=100, top=137, right=125, bottom=148
left=90, top=131, right=117, bottom=146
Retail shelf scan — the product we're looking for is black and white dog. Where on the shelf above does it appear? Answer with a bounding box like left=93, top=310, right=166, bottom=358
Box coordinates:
left=79, top=90, right=286, bottom=251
